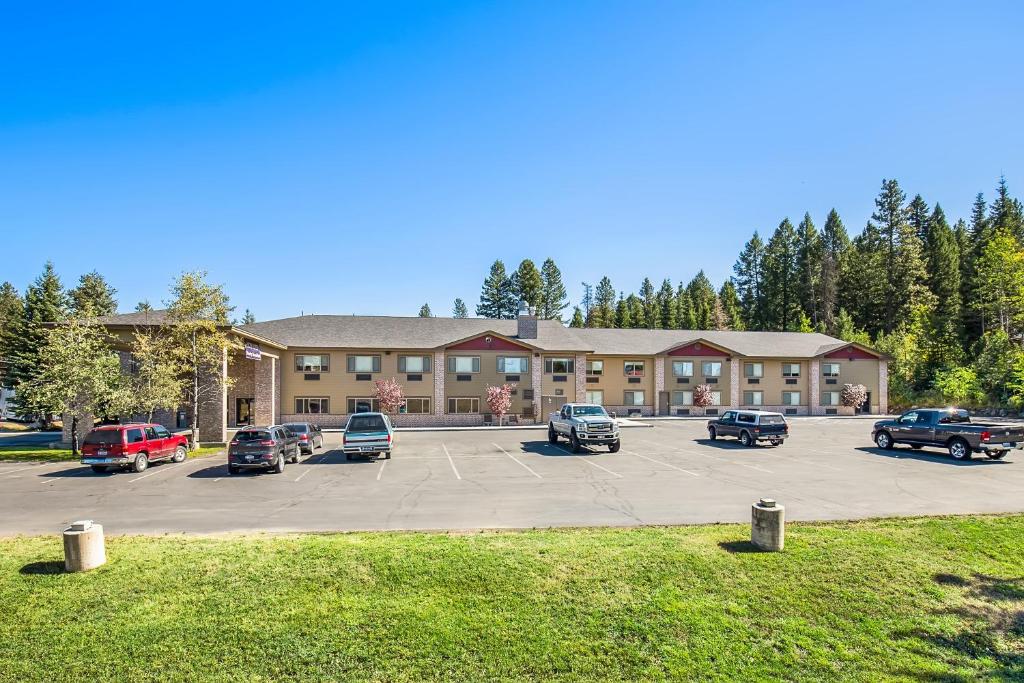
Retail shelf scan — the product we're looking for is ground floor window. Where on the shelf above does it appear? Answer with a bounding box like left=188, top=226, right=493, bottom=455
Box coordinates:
left=743, top=390, right=763, bottom=406
left=672, top=390, right=693, bottom=405
left=782, top=391, right=801, bottom=405
left=346, top=397, right=380, bottom=413
left=708, top=391, right=722, bottom=406
left=623, top=390, right=645, bottom=406
left=295, top=397, right=330, bottom=414
left=404, top=397, right=431, bottom=414
left=822, top=391, right=840, bottom=406
left=448, top=397, right=479, bottom=414
left=585, top=390, right=603, bottom=405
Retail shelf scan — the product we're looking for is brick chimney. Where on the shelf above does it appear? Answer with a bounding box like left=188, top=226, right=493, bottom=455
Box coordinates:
left=517, top=301, right=538, bottom=339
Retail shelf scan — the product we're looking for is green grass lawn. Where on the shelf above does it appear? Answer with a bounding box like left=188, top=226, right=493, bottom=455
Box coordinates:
left=0, top=445, right=224, bottom=462
left=1, top=517, right=1022, bottom=681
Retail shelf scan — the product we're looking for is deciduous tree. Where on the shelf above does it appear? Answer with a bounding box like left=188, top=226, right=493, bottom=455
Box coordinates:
left=485, top=383, right=515, bottom=426
left=374, top=377, right=406, bottom=414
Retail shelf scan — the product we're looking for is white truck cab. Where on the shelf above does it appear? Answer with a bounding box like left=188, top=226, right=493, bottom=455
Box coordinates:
left=548, top=403, right=621, bottom=453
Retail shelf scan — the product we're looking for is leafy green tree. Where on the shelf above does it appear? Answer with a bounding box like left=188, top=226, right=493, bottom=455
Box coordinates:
left=569, top=306, right=585, bottom=328
left=639, top=278, right=659, bottom=329
left=165, top=271, right=239, bottom=446
left=510, top=259, right=543, bottom=313
left=933, top=366, right=982, bottom=406
left=834, top=308, right=872, bottom=346
left=0, top=282, right=24, bottom=387
left=972, top=228, right=1024, bottom=337
left=717, top=281, right=743, bottom=330
left=418, top=303, right=432, bottom=317
left=687, top=271, right=717, bottom=329
left=453, top=298, right=468, bottom=318
left=874, top=305, right=930, bottom=402
left=762, top=219, right=801, bottom=331
left=733, top=231, right=766, bottom=329
left=1007, top=355, right=1024, bottom=410
left=17, top=317, right=122, bottom=453
left=819, top=209, right=850, bottom=334
left=7, top=262, right=68, bottom=415
left=539, top=259, right=568, bottom=321
left=657, top=279, right=677, bottom=329
left=70, top=270, right=117, bottom=317
left=589, top=277, right=616, bottom=328
left=114, top=328, right=183, bottom=422
left=795, top=213, right=822, bottom=328
left=476, top=260, right=516, bottom=319
left=973, top=330, right=1022, bottom=405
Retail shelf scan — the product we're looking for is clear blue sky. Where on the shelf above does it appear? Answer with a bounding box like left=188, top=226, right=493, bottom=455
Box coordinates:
left=2, top=1, right=1022, bottom=319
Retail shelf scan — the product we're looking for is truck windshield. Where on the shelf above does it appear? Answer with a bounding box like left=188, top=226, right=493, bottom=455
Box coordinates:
left=573, top=406, right=608, bottom=417
left=84, top=430, right=122, bottom=445
left=348, top=415, right=387, bottom=433
left=938, top=410, right=971, bottom=424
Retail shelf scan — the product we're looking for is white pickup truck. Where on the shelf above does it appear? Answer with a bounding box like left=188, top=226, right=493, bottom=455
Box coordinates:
left=548, top=403, right=621, bottom=453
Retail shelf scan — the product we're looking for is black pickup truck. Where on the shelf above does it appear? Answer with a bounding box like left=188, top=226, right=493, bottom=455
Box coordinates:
left=872, top=408, right=1024, bottom=460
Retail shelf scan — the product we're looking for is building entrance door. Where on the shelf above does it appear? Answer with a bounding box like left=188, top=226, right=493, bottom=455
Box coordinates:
left=858, top=391, right=872, bottom=414
left=236, top=398, right=254, bottom=426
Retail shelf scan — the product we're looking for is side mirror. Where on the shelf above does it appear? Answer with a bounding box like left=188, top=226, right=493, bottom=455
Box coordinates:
left=610, top=411, right=617, bottom=419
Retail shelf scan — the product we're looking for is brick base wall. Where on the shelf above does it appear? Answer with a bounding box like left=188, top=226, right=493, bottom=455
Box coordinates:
left=279, top=413, right=538, bottom=428
left=605, top=404, right=654, bottom=417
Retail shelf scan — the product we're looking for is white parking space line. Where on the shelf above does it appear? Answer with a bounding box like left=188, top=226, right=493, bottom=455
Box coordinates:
left=128, top=463, right=181, bottom=483
left=624, top=450, right=699, bottom=477
left=44, top=469, right=92, bottom=485
left=2, top=464, right=48, bottom=477
left=492, top=443, right=542, bottom=478
left=294, top=466, right=314, bottom=483
left=441, top=443, right=462, bottom=480
left=376, top=460, right=386, bottom=481
left=550, top=444, right=622, bottom=477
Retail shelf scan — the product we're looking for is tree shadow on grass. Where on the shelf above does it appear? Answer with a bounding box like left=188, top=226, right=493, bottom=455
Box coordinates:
left=717, top=540, right=765, bottom=554
left=20, top=560, right=65, bottom=575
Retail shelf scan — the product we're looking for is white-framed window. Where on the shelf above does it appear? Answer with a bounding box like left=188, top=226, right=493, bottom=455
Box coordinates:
left=545, top=357, right=575, bottom=373
left=822, top=391, right=841, bottom=406
left=782, top=391, right=801, bottom=405
left=743, top=390, right=763, bottom=406
left=497, top=356, right=528, bottom=373
left=702, top=361, right=722, bottom=377
left=823, top=363, right=841, bottom=378
left=398, top=355, right=432, bottom=373
left=709, top=391, right=722, bottom=406
left=447, top=397, right=479, bottom=414
left=623, top=390, right=645, bottom=406
left=447, top=356, right=481, bottom=373
left=295, top=354, right=330, bottom=372
left=624, top=360, right=645, bottom=377
left=295, top=397, right=329, bottom=414
left=346, top=397, right=379, bottom=413
left=782, top=363, right=801, bottom=377
left=744, top=362, right=763, bottom=378
left=672, top=360, right=693, bottom=377
left=587, top=360, right=604, bottom=376
left=585, top=390, right=604, bottom=405
left=346, top=355, right=381, bottom=373
left=404, top=397, right=431, bottom=414
left=672, top=390, right=693, bottom=405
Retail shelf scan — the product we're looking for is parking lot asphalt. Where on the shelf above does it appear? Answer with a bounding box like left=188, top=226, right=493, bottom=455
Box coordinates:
left=1, top=417, right=1022, bottom=536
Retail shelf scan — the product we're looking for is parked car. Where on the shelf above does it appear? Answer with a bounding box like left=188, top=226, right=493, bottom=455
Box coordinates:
left=283, top=422, right=324, bottom=455
left=707, top=410, right=789, bottom=447
left=81, top=423, right=190, bottom=473
left=228, top=425, right=300, bottom=474
left=548, top=403, right=621, bottom=452
left=872, top=408, right=1024, bottom=460
left=342, top=412, right=394, bottom=459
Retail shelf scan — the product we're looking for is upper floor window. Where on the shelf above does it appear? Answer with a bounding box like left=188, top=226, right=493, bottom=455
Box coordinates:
left=672, top=360, right=693, bottom=377
left=624, top=360, right=645, bottom=377
left=744, top=362, right=763, bottom=378
left=497, top=356, right=528, bottom=373
left=782, top=363, right=801, bottom=377
left=398, top=355, right=432, bottom=373
left=587, top=360, right=604, bottom=376
left=702, top=361, right=722, bottom=377
left=346, top=355, right=380, bottom=373
left=447, top=356, right=481, bottom=373
left=296, top=354, right=330, bottom=372
left=545, top=358, right=574, bottom=374
left=823, top=363, right=841, bottom=377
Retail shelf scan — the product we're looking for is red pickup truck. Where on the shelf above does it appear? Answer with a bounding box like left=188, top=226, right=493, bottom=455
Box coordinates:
left=80, top=423, right=190, bottom=473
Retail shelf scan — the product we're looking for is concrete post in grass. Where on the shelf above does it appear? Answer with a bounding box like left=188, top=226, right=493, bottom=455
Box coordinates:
left=63, top=520, right=106, bottom=572
left=751, top=499, right=784, bottom=551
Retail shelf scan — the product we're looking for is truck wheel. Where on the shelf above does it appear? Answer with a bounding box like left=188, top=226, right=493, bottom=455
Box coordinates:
left=708, top=427, right=717, bottom=440
left=548, top=425, right=558, bottom=444
left=608, top=441, right=620, bottom=453
left=385, top=451, right=392, bottom=460
left=132, top=453, right=149, bottom=473
left=228, top=464, right=240, bottom=475
left=171, top=446, right=187, bottom=463
left=90, top=465, right=107, bottom=474
left=948, top=438, right=971, bottom=461
left=739, top=431, right=753, bottom=447
left=875, top=431, right=893, bottom=449
left=569, top=430, right=582, bottom=453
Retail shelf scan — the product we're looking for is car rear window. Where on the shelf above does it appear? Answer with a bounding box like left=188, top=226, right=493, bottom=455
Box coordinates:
left=347, top=415, right=387, bottom=432
left=759, top=415, right=785, bottom=425
left=284, top=424, right=308, bottom=433
left=84, top=430, right=122, bottom=445
left=234, top=430, right=270, bottom=442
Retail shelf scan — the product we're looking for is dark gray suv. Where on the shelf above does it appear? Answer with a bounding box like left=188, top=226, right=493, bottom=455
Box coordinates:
left=228, top=425, right=300, bottom=475
left=282, top=422, right=324, bottom=455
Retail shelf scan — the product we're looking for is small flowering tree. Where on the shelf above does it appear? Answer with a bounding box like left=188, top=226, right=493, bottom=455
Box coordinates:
left=374, top=377, right=406, bottom=414
left=693, top=383, right=715, bottom=409
left=486, top=383, right=515, bottom=426
left=840, top=383, right=868, bottom=410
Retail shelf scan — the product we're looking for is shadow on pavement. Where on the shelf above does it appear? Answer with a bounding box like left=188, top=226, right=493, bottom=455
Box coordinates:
left=855, top=446, right=1007, bottom=466
left=39, top=466, right=95, bottom=478
left=519, top=441, right=603, bottom=456
left=694, top=438, right=779, bottom=450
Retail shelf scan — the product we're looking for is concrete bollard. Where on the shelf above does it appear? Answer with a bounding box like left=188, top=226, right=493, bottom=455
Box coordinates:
left=751, top=498, right=784, bottom=552
left=63, top=520, right=106, bottom=572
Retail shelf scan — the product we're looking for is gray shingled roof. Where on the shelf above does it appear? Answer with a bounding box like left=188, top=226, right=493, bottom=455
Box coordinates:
left=566, top=328, right=856, bottom=357
left=92, top=310, right=175, bottom=326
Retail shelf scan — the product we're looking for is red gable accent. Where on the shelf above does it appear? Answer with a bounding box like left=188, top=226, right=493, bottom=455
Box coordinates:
left=447, top=334, right=531, bottom=351
left=824, top=345, right=877, bottom=360
left=667, top=342, right=728, bottom=357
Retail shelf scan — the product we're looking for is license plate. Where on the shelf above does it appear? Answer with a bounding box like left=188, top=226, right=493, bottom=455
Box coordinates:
left=360, top=446, right=377, bottom=452
left=97, top=450, right=107, bottom=456
left=245, top=455, right=254, bottom=462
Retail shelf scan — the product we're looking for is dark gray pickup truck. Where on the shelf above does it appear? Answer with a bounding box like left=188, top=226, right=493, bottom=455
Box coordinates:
left=872, top=408, right=1024, bottom=460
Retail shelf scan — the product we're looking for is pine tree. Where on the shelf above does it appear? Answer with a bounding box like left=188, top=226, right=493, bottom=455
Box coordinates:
left=962, top=192, right=991, bottom=345
left=639, top=278, right=660, bottom=328
left=615, top=293, right=632, bottom=328
left=687, top=271, right=717, bottom=329
left=733, top=231, right=766, bottom=330
left=762, top=218, right=801, bottom=331
left=418, top=303, right=432, bottom=317
left=844, top=222, right=888, bottom=335
left=923, top=205, right=963, bottom=369
left=476, top=260, right=516, bottom=319
left=795, top=213, right=822, bottom=327
left=625, top=294, right=644, bottom=329
left=819, top=209, right=850, bottom=334
left=569, top=307, right=585, bottom=328
left=241, top=309, right=256, bottom=325
left=510, top=259, right=543, bottom=313
left=0, top=282, right=25, bottom=387
left=718, top=281, right=743, bottom=330
left=989, top=175, right=1024, bottom=240
left=8, top=263, right=68, bottom=415
left=906, top=194, right=931, bottom=244
left=70, top=271, right=118, bottom=317
left=538, top=258, right=568, bottom=321
left=953, top=218, right=972, bottom=346
left=135, top=300, right=153, bottom=312
left=590, top=277, right=616, bottom=328
left=657, top=279, right=677, bottom=329
left=453, top=298, right=468, bottom=318
left=676, top=284, right=695, bottom=329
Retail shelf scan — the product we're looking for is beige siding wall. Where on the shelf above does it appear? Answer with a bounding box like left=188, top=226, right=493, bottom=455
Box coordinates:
left=737, top=359, right=809, bottom=408
left=444, top=350, right=534, bottom=415
left=540, top=354, right=579, bottom=398
left=584, top=356, right=655, bottom=408
left=819, top=359, right=881, bottom=410
left=660, top=356, right=731, bottom=406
